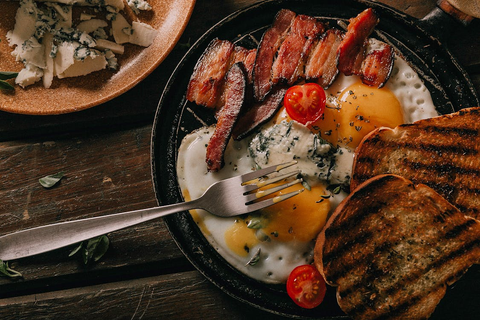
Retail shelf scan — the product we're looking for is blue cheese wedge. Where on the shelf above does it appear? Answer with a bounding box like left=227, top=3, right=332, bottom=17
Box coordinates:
left=129, top=21, right=157, bottom=47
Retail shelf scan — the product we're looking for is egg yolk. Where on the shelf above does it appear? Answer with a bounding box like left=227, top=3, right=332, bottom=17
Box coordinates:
left=258, top=183, right=330, bottom=242
left=224, top=219, right=259, bottom=257
left=312, top=82, right=404, bottom=148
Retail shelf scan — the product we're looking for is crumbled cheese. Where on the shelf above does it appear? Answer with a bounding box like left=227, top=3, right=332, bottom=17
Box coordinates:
left=7, top=0, right=156, bottom=88
left=129, top=21, right=157, bottom=47
left=16, top=64, right=44, bottom=88
left=127, top=0, right=152, bottom=14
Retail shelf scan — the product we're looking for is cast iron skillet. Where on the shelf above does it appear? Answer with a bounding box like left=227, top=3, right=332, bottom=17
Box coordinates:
left=151, top=0, right=479, bottom=318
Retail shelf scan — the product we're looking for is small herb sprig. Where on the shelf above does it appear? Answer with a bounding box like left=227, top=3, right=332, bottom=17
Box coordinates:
left=69, top=235, right=110, bottom=265
left=0, top=260, right=22, bottom=278
left=0, top=72, right=18, bottom=91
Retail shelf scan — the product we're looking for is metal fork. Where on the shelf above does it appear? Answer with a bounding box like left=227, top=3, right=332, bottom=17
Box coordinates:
left=0, top=161, right=303, bottom=261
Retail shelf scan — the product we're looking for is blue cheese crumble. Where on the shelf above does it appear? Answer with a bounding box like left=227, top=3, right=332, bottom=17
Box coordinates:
left=6, top=0, right=157, bottom=88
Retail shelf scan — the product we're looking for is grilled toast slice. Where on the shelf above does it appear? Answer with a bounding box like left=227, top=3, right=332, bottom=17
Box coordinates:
left=351, top=107, right=480, bottom=220
left=314, top=174, right=480, bottom=320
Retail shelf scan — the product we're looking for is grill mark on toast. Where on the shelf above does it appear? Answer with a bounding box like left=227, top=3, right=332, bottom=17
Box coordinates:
left=326, top=239, right=393, bottom=282
left=344, top=238, right=480, bottom=319
left=420, top=125, right=479, bottom=137
left=331, top=212, right=478, bottom=299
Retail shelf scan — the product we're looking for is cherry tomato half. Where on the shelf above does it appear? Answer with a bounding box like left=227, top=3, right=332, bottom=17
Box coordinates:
left=284, top=83, right=326, bottom=126
left=286, top=264, right=326, bottom=309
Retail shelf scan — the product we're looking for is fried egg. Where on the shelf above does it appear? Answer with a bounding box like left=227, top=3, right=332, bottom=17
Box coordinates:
left=176, top=44, right=438, bottom=284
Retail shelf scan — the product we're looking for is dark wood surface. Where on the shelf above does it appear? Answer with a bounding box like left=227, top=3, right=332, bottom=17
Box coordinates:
left=0, top=0, right=478, bottom=319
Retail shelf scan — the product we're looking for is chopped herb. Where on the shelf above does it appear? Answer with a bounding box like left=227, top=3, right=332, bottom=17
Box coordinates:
left=0, top=260, right=22, bottom=278
left=39, top=171, right=65, bottom=188
left=246, top=248, right=261, bottom=266
left=247, top=217, right=264, bottom=229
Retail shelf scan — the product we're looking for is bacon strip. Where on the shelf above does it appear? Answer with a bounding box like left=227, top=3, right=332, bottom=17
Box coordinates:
left=337, top=8, right=379, bottom=76
left=253, top=9, right=296, bottom=102
left=216, top=46, right=257, bottom=109
left=271, top=14, right=325, bottom=86
left=206, top=63, right=247, bottom=172
left=186, top=39, right=235, bottom=108
left=232, top=87, right=287, bottom=140
left=361, top=42, right=394, bottom=88
left=305, top=28, right=343, bottom=88
left=232, top=46, right=257, bottom=83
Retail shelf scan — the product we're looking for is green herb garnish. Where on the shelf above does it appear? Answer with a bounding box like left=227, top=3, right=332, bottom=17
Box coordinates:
left=0, top=260, right=22, bottom=278
left=39, top=171, right=65, bottom=188
left=69, top=235, right=110, bottom=264
left=0, top=72, right=18, bottom=91
left=246, top=248, right=261, bottom=266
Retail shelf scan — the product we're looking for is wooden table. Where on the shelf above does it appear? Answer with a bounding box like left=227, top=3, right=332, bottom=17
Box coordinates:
left=0, top=0, right=478, bottom=319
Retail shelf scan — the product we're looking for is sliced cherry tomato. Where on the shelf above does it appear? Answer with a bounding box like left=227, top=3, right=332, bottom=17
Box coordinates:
left=286, top=264, right=326, bottom=309
left=284, top=83, right=326, bottom=126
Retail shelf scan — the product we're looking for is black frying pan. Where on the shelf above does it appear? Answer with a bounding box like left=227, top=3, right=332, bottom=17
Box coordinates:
left=151, top=0, right=479, bottom=318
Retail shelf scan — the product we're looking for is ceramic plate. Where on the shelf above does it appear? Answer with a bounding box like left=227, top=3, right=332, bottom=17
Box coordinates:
left=151, top=0, right=479, bottom=318
left=0, top=0, right=196, bottom=115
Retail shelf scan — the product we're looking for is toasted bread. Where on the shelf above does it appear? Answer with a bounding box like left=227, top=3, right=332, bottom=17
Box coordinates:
left=351, top=107, right=480, bottom=220
left=314, top=174, right=480, bottom=320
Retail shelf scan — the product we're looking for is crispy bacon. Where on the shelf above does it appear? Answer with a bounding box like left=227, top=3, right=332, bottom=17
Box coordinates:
left=305, top=28, right=343, bottom=88
left=337, top=8, right=379, bottom=76
left=206, top=63, right=247, bottom=172
left=361, top=42, right=394, bottom=87
left=186, top=39, right=235, bottom=108
left=253, top=9, right=296, bottom=102
left=216, top=46, right=257, bottom=109
left=271, top=14, right=325, bottom=85
left=232, top=46, right=257, bottom=83
left=232, top=87, right=287, bottom=140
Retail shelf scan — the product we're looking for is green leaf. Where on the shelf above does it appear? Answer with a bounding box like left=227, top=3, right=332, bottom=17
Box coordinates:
left=68, top=242, right=83, bottom=257
left=0, top=80, right=15, bottom=91
left=0, top=260, right=22, bottom=278
left=39, top=171, right=65, bottom=188
left=69, top=235, right=110, bottom=264
left=0, top=72, right=18, bottom=80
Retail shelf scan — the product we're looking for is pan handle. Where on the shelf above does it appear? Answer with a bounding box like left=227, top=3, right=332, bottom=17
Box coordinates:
left=419, top=0, right=476, bottom=41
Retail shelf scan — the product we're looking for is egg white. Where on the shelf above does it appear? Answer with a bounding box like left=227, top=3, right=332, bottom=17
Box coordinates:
left=176, top=46, right=438, bottom=284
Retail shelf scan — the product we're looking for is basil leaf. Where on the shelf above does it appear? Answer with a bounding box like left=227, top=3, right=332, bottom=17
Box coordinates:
left=0, top=72, right=18, bottom=80
left=39, top=171, right=65, bottom=188
left=87, top=235, right=109, bottom=262
left=0, top=260, right=22, bottom=278
left=69, top=235, right=110, bottom=264
left=0, top=80, right=15, bottom=91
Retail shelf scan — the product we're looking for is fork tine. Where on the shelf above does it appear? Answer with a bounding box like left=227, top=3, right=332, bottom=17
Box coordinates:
left=240, top=160, right=297, bottom=184
left=245, top=178, right=302, bottom=203
left=245, top=189, right=304, bottom=213
left=242, top=169, right=301, bottom=193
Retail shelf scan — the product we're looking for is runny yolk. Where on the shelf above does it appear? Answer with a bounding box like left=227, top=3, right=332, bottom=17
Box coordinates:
left=258, top=183, right=330, bottom=243
left=224, top=219, right=259, bottom=257
left=311, top=82, right=404, bottom=148
left=223, top=183, right=330, bottom=256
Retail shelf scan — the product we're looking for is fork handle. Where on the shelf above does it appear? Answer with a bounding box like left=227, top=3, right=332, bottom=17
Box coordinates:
left=0, top=199, right=201, bottom=261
